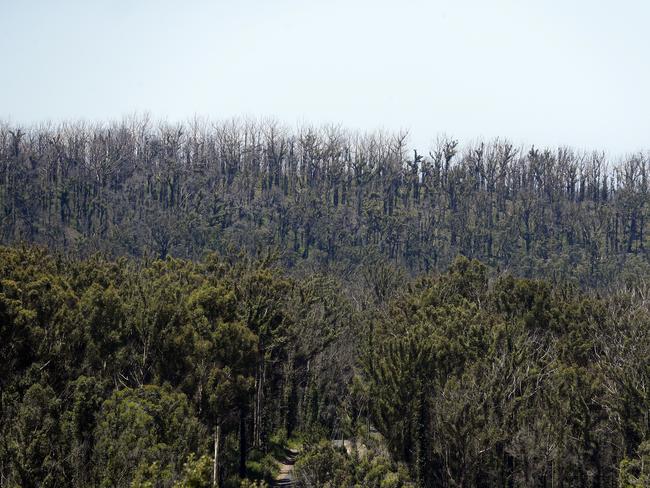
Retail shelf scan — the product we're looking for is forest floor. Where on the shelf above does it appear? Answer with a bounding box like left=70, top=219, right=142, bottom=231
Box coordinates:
left=271, top=447, right=299, bottom=487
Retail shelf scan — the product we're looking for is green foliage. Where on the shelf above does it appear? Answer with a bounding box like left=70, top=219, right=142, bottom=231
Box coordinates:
left=294, top=441, right=351, bottom=487
left=0, top=246, right=355, bottom=487
left=93, top=385, right=205, bottom=487
left=0, top=245, right=648, bottom=488
left=294, top=440, right=413, bottom=488
left=361, top=260, right=650, bottom=487
left=7, top=383, right=61, bottom=487
left=172, top=454, right=212, bottom=488
left=619, top=441, right=650, bottom=487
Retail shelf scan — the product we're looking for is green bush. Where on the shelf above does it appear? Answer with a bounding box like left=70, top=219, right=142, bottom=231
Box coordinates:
left=293, top=440, right=412, bottom=488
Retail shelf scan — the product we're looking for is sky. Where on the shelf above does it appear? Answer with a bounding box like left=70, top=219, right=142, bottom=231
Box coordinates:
left=1, top=0, right=649, bottom=154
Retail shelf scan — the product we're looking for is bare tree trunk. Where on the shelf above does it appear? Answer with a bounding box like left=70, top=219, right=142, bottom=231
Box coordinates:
left=258, top=360, right=266, bottom=446
left=253, top=355, right=266, bottom=448
left=239, top=407, right=247, bottom=478
left=213, top=423, right=220, bottom=487
left=253, top=364, right=259, bottom=447
left=253, top=360, right=262, bottom=448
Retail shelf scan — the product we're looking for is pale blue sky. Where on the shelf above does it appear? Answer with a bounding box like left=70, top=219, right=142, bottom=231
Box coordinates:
left=1, top=0, right=648, bottom=154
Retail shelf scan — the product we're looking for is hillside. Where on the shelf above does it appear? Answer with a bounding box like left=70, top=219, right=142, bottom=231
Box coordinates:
left=1, top=120, right=650, bottom=487
left=1, top=120, right=648, bottom=286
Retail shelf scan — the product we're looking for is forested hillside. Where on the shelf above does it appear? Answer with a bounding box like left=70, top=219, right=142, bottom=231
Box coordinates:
left=0, top=246, right=358, bottom=487
left=1, top=119, right=650, bottom=488
left=1, top=119, right=648, bottom=286
left=1, top=247, right=649, bottom=487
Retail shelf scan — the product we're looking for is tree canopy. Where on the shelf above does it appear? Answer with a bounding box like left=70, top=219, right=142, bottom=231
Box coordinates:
left=0, top=120, right=649, bottom=487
